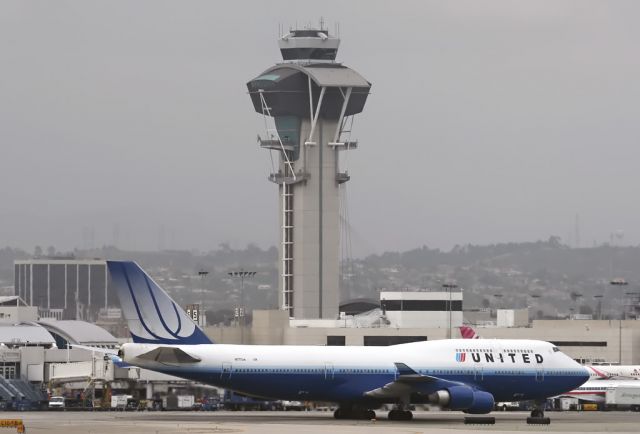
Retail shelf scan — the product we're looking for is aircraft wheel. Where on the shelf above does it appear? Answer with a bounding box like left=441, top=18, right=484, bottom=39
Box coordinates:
left=530, top=409, right=544, bottom=418
left=527, top=416, right=550, bottom=425
left=388, top=410, right=412, bottom=421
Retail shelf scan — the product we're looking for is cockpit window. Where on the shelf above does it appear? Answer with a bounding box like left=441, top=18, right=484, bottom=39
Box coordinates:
left=552, top=347, right=560, bottom=352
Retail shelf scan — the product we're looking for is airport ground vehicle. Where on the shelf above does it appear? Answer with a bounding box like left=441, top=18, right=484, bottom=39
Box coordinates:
left=561, top=380, right=640, bottom=409
left=222, top=391, right=279, bottom=411
left=111, top=394, right=133, bottom=410
left=605, top=386, right=640, bottom=411
left=281, top=400, right=307, bottom=411
left=48, top=396, right=65, bottom=410
left=496, top=401, right=521, bottom=411
left=194, top=396, right=220, bottom=411
left=164, top=395, right=195, bottom=410
left=105, top=261, right=590, bottom=422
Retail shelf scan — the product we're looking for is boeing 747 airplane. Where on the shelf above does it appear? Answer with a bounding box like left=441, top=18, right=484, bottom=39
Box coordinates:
left=108, top=261, right=588, bottom=421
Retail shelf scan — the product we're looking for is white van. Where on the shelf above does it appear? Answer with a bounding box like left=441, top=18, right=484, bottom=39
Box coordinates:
left=48, top=396, right=65, bottom=409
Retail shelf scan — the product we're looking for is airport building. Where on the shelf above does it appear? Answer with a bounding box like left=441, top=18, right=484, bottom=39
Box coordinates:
left=14, top=258, right=114, bottom=322
left=0, top=302, right=201, bottom=407
left=205, top=309, right=640, bottom=365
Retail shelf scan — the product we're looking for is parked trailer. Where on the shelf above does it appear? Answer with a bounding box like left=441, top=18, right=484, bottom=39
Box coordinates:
left=605, top=387, right=640, bottom=411
left=164, top=395, right=195, bottom=410
left=559, top=397, right=579, bottom=411
left=111, top=395, right=133, bottom=410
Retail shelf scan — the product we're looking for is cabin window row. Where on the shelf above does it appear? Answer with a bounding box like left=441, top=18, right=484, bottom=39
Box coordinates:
left=454, top=348, right=533, bottom=354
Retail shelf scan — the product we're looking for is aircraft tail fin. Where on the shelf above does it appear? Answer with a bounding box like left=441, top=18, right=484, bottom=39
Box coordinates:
left=107, top=261, right=213, bottom=345
left=459, top=326, right=480, bottom=339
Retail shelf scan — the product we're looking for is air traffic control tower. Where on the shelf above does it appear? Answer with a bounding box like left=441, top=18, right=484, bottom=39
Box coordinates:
left=247, top=27, right=371, bottom=319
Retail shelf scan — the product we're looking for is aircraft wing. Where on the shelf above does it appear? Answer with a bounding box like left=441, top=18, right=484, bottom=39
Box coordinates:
left=134, top=346, right=201, bottom=365
left=364, top=362, right=461, bottom=399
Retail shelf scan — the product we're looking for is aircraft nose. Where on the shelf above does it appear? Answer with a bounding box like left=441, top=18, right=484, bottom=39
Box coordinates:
left=570, top=365, right=590, bottom=389
left=579, top=366, right=590, bottom=383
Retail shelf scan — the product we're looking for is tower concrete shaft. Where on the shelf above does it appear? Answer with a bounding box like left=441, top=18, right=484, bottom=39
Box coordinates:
left=247, top=27, right=370, bottom=319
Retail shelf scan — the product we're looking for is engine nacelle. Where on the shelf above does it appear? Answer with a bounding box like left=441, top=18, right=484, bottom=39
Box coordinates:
left=464, top=390, right=495, bottom=414
left=430, top=387, right=495, bottom=413
left=429, top=385, right=474, bottom=410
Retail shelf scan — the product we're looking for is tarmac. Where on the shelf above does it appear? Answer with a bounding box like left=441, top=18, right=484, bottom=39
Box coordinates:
left=3, top=410, right=640, bottom=434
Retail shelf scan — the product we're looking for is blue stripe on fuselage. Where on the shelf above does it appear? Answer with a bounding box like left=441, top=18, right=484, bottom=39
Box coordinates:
left=148, top=365, right=588, bottom=403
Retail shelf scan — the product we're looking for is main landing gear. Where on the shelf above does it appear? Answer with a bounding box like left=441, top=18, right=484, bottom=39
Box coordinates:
left=333, top=407, right=376, bottom=420
left=527, top=407, right=550, bottom=425
left=387, top=409, right=413, bottom=421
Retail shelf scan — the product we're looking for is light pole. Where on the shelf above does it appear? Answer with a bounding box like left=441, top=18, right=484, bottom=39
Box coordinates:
left=528, top=294, right=541, bottom=320
left=442, top=283, right=458, bottom=339
left=530, top=294, right=541, bottom=318
left=593, top=295, right=603, bottom=320
left=493, top=293, right=503, bottom=309
left=197, top=270, right=209, bottom=327
left=610, top=278, right=628, bottom=364
left=570, top=292, right=582, bottom=319
left=228, top=269, right=257, bottom=328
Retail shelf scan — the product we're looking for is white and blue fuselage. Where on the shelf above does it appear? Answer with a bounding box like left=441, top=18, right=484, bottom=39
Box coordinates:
left=122, top=338, right=587, bottom=405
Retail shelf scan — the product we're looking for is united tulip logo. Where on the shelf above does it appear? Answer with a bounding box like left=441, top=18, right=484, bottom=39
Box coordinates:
left=455, top=352, right=466, bottom=362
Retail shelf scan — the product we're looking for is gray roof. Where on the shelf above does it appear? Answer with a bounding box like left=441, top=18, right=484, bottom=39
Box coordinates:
left=0, top=296, right=22, bottom=306
left=0, top=324, right=56, bottom=346
left=303, top=65, right=370, bottom=87
left=38, top=320, right=118, bottom=345
left=270, top=63, right=370, bottom=88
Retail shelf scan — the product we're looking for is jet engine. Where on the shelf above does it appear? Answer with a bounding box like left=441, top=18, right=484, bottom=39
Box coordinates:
left=463, top=390, right=495, bottom=414
left=429, top=386, right=495, bottom=414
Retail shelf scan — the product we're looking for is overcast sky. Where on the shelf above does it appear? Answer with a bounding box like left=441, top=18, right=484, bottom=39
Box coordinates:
left=1, top=1, right=639, bottom=256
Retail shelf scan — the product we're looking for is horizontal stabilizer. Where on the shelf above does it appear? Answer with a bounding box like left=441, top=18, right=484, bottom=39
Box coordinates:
left=70, top=344, right=131, bottom=368
left=70, top=344, right=118, bottom=355
left=135, top=346, right=201, bottom=365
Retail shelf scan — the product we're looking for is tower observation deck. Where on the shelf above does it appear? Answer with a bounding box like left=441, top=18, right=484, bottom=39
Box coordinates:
left=247, top=26, right=371, bottom=319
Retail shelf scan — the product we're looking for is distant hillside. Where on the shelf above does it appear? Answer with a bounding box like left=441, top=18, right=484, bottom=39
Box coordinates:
left=0, top=239, right=637, bottom=319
